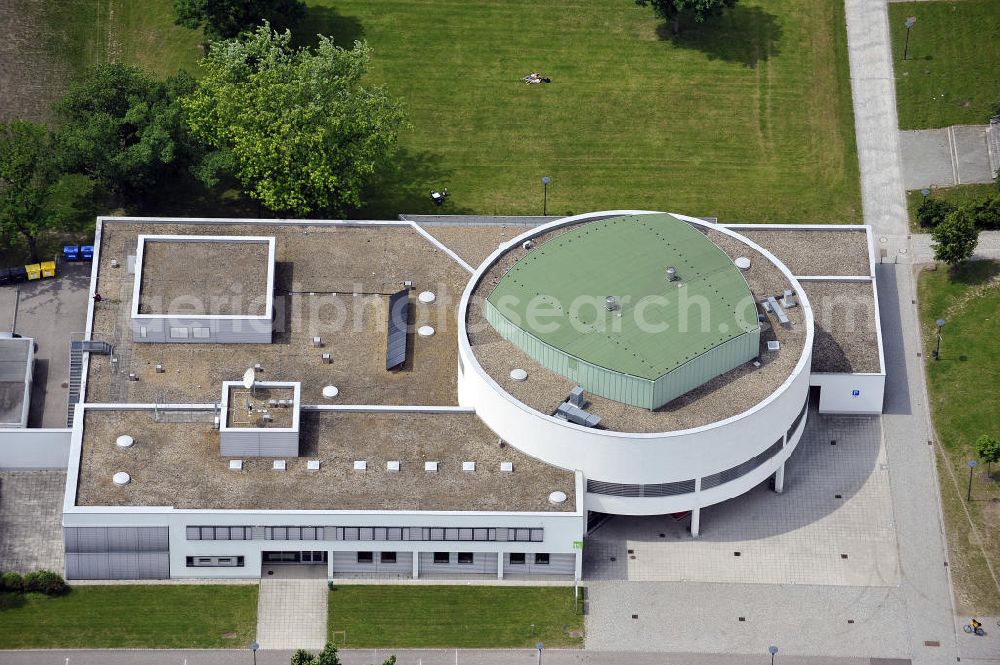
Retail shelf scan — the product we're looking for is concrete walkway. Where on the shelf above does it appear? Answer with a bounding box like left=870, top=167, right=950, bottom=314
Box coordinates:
left=844, top=0, right=909, bottom=237
left=255, top=564, right=328, bottom=650
left=910, top=231, right=1000, bottom=264
left=900, top=125, right=995, bottom=190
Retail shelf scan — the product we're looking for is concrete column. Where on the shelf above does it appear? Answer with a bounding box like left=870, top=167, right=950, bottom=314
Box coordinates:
left=690, top=506, right=701, bottom=538
left=774, top=461, right=786, bottom=494
left=412, top=551, right=419, bottom=579
left=497, top=553, right=504, bottom=580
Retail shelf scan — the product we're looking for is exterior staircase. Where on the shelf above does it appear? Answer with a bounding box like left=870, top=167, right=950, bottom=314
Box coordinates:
left=67, top=339, right=113, bottom=426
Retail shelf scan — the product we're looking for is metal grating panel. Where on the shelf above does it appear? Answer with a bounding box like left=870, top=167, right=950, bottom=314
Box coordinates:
left=587, top=478, right=696, bottom=497
left=386, top=289, right=410, bottom=370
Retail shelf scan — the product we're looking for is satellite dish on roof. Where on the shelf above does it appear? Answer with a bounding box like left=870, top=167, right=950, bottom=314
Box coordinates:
left=242, top=367, right=255, bottom=389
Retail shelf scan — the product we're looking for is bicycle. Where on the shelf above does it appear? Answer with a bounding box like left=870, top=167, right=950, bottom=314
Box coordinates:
left=962, top=618, right=986, bottom=636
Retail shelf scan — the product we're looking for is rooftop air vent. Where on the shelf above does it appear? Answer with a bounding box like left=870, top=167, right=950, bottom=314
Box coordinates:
left=112, top=472, right=131, bottom=486
left=307, top=460, right=321, bottom=471
left=229, top=460, right=243, bottom=470
left=781, top=289, right=797, bottom=308
left=273, top=460, right=286, bottom=471
left=522, top=240, right=534, bottom=250
left=418, top=291, right=436, bottom=304
left=115, top=435, right=134, bottom=448
left=322, top=385, right=339, bottom=399
left=569, top=386, right=586, bottom=408
left=387, top=460, right=400, bottom=472
left=354, top=460, right=367, bottom=471
left=767, top=340, right=780, bottom=351
left=605, top=296, right=619, bottom=311
left=321, top=353, right=332, bottom=364
left=425, top=461, right=439, bottom=473
left=764, top=296, right=791, bottom=326
left=548, top=491, right=568, bottom=505
left=462, top=461, right=476, bottom=472
left=418, top=325, right=435, bottom=337
left=666, top=266, right=678, bottom=281
left=313, top=336, right=323, bottom=347
left=556, top=402, right=602, bottom=428
left=735, top=257, right=751, bottom=270
left=500, top=461, right=514, bottom=473
left=510, top=369, right=528, bottom=382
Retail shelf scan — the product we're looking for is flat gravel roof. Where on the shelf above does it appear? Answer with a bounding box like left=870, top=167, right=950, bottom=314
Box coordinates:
left=486, top=214, right=757, bottom=380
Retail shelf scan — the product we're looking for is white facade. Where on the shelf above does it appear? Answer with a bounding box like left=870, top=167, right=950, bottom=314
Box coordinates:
left=457, top=211, right=816, bottom=518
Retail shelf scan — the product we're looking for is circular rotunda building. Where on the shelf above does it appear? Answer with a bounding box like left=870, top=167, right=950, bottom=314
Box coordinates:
left=458, top=211, right=815, bottom=531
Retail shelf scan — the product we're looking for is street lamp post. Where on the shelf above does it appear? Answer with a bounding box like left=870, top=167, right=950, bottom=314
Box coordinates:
left=541, top=176, right=550, bottom=216
left=967, top=460, right=977, bottom=501
left=903, top=16, right=916, bottom=60
left=933, top=318, right=945, bottom=360
left=250, top=641, right=259, bottom=665
left=769, top=645, right=779, bottom=665
left=536, top=641, right=544, bottom=665
left=921, top=187, right=931, bottom=200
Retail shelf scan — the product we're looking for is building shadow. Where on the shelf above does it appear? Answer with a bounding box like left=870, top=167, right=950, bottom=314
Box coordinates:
left=811, top=326, right=854, bottom=373
left=875, top=265, right=912, bottom=416
left=656, top=6, right=782, bottom=68
left=294, top=5, right=365, bottom=49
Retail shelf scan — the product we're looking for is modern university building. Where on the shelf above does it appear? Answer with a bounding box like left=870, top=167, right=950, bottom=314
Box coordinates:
left=53, top=210, right=884, bottom=581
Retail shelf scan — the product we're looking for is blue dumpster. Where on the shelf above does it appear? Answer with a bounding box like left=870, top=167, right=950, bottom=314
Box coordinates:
left=80, top=245, right=94, bottom=261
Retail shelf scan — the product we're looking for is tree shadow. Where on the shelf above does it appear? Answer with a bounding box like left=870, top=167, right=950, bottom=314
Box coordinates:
left=656, top=6, right=782, bottom=68
left=948, top=259, right=1000, bottom=286
left=351, top=148, right=474, bottom=219
left=294, top=5, right=365, bottom=49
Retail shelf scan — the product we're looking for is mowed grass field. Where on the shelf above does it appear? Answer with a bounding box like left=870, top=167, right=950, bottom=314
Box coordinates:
left=918, top=261, right=1000, bottom=614
left=890, top=0, right=1000, bottom=129
left=327, top=585, right=583, bottom=648
left=0, top=585, right=258, bottom=648
left=15, top=0, right=859, bottom=224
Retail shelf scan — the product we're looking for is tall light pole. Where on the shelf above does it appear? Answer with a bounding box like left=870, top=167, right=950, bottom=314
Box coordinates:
left=541, top=176, right=550, bottom=216
left=903, top=16, right=916, bottom=60
left=967, top=460, right=977, bottom=501
left=921, top=187, right=931, bottom=200
left=769, top=645, right=779, bottom=665
left=536, top=641, right=544, bottom=665
left=933, top=318, right=945, bottom=360
left=250, top=641, right=259, bottom=665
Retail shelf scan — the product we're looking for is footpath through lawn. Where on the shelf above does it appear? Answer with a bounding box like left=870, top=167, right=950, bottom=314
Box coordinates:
left=0, top=585, right=258, bottom=648
left=918, top=260, right=1000, bottom=614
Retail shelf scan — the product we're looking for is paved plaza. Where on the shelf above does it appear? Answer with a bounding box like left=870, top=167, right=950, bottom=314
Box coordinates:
left=0, top=470, right=65, bottom=573
left=255, top=564, right=328, bottom=650
left=585, top=402, right=898, bottom=588
left=900, top=126, right=995, bottom=191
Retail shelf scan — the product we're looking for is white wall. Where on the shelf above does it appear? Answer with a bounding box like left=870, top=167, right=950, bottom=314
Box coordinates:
left=0, top=429, right=72, bottom=469
left=811, top=373, right=885, bottom=414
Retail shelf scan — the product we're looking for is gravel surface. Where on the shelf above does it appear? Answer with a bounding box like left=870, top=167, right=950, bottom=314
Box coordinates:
left=737, top=229, right=871, bottom=277
left=137, top=239, right=270, bottom=315
left=802, top=280, right=881, bottom=373
left=466, top=220, right=809, bottom=433
left=76, top=409, right=575, bottom=512
left=87, top=221, right=470, bottom=406
left=419, top=224, right=529, bottom=269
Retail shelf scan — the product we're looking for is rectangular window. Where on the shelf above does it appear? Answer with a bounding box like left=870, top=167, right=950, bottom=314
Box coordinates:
left=430, top=528, right=445, bottom=541
left=380, top=552, right=397, bottom=564
left=192, top=327, right=210, bottom=338
left=530, top=529, right=544, bottom=542
left=272, top=527, right=287, bottom=541
left=535, top=553, right=550, bottom=565
left=457, top=552, right=474, bottom=565
left=473, top=528, right=489, bottom=541
left=509, top=553, right=526, bottom=565
left=387, top=527, right=402, bottom=541
left=139, top=326, right=147, bottom=338
left=186, top=526, right=200, bottom=540
left=200, top=526, right=215, bottom=540
left=186, top=556, right=244, bottom=567
left=433, top=552, right=450, bottom=564
left=360, top=527, right=374, bottom=541
left=169, top=327, right=189, bottom=339
left=445, top=528, right=459, bottom=541
left=344, top=527, right=359, bottom=541
left=357, top=551, right=373, bottom=564
left=459, top=528, right=473, bottom=541
left=287, top=527, right=301, bottom=541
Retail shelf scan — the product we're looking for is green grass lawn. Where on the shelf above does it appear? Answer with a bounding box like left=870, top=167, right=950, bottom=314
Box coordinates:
left=327, top=585, right=583, bottom=648
left=25, top=0, right=859, bottom=225
left=905, top=183, right=997, bottom=232
left=0, top=585, right=258, bottom=648
left=890, top=0, right=1000, bottom=129
left=918, top=261, right=1000, bottom=614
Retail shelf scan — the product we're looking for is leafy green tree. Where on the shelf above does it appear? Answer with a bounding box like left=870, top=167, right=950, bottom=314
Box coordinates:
left=964, top=194, right=1000, bottom=231
left=290, top=648, right=316, bottom=665
left=635, top=0, right=738, bottom=35
left=0, top=121, right=91, bottom=262
left=916, top=197, right=955, bottom=229
left=931, top=206, right=979, bottom=267
left=174, top=0, right=305, bottom=39
left=976, top=434, right=1000, bottom=477
left=55, top=63, right=195, bottom=199
left=316, top=643, right=340, bottom=665
left=183, top=25, right=406, bottom=216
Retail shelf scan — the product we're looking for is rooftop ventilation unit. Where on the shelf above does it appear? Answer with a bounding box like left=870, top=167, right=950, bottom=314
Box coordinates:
left=321, top=353, right=332, bottom=364
left=666, top=266, right=678, bottom=281
left=261, top=412, right=273, bottom=423
left=569, top=386, right=586, bottom=408
left=253, top=363, right=263, bottom=372
left=417, top=325, right=435, bottom=337
left=510, top=368, right=528, bottom=382
left=115, top=435, right=134, bottom=448
left=155, top=364, right=164, bottom=373
left=229, top=460, right=243, bottom=470
left=112, top=472, right=131, bottom=486
left=425, top=461, right=439, bottom=473
left=781, top=289, right=797, bottom=308
left=548, top=491, right=568, bottom=505
left=764, top=296, right=791, bottom=326
left=556, top=402, right=602, bottom=428
left=307, top=460, right=321, bottom=471
left=387, top=460, right=400, bottom=472
left=353, top=460, right=367, bottom=471
left=462, top=461, right=476, bottom=472
left=500, top=461, right=514, bottom=473
left=605, top=296, right=619, bottom=311
left=273, top=460, right=286, bottom=471
left=734, top=257, right=751, bottom=270
left=322, top=385, right=339, bottom=399
left=767, top=340, right=780, bottom=351
left=522, top=240, right=534, bottom=250
left=418, top=291, right=436, bottom=304
left=313, top=337, right=323, bottom=347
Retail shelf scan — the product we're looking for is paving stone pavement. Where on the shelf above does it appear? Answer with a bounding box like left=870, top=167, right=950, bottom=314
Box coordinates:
left=255, top=564, right=328, bottom=650
left=0, top=470, right=65, bottom=573
left=900, top=126, right=994, bottom=190
left=909, top=231, right=1000, bottom=264
left=585, top=401, right=899, bottom=588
